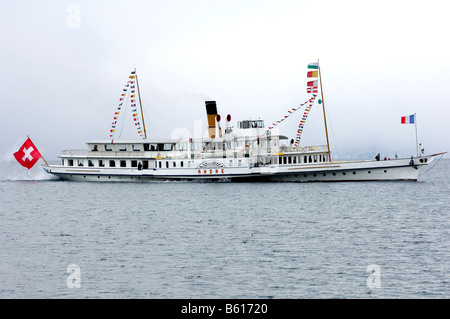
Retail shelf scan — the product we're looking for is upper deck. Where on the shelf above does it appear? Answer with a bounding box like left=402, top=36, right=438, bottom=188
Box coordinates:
left=60, top=137, right=329, bottom=161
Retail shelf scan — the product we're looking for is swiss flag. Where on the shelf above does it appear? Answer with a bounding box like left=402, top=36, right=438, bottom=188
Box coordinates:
left=13, top=137, right=42, bottom=169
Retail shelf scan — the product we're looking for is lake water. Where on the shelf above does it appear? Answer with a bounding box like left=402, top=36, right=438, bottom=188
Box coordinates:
left=0, top=158, right=448, bottom=299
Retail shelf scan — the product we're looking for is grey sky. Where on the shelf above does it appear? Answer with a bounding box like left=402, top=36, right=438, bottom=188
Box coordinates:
left=1, top=0, right=449, bottom=160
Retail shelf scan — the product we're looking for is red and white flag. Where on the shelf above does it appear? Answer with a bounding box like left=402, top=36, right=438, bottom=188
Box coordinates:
left=13, top=137, right=43, bottom=169
left=307, top=86, right=318, bottom=93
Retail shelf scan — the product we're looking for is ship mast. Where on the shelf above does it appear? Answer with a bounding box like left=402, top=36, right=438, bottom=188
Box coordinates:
left=318, top=61, right=332, bottom=162
left=134, top=68, right=148, bottom=139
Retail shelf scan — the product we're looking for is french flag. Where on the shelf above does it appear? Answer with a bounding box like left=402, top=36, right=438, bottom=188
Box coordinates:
left=401, top=114, right=415, bottom=124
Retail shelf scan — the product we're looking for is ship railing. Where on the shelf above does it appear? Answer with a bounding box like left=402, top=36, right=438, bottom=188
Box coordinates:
left=60, top=145, right=328, bottom=159
left=192, top=149, right=246, bottom=159
left=278, top=145, right=328, bottom=153
left=62, top=149, right=154, bottom=158
left=61, top=149, right=89, bottom=157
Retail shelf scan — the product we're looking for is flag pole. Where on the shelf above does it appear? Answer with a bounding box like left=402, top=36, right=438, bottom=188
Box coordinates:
left=27, top=135, right=49, bottom=166
left=318, top=60, right=332, bottom=162
left=135, top=68, right=148, bottom=139
left=414, top=113, right=419, bottom=157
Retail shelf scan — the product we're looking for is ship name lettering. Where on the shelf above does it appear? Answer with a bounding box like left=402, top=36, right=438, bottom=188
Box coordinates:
left=197, top=169, right=225, bottom=175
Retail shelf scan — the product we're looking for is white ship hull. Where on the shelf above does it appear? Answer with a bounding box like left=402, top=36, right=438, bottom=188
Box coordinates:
left=43, top=155, right=435, bottom=182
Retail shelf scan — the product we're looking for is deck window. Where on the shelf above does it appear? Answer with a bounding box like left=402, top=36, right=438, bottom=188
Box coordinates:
left=288, top=157, right=292, bottom=164
left=132, top=145, right=141, bottom=151
left=105, top=145, right=112, bottom=151
left=119, top=145, right=127, bottom=151
left=120, top=160, right=126, bottom=167
left=175, top=143, right=188, bottom=151
left=68, top=159, right=73, bottom=166
left=131, top=160, right=137, bottom=167
left=99, top=160, right=105, bottom=167
left=78, top=159, right=84, bottom=166
left=166, top=161, right=169, bottom=168
left=163, top=144, right=173, bottom=151
left=109, top=160, right=115, bottom=167
left=88, top=160, right=94, bottom=167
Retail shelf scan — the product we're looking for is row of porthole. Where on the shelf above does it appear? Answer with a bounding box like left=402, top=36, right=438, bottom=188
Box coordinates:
left=70, top=175, right=142, bottom=180
left=305, top=170, right=388, bottom=177
left=70, top=169, right=390, bottom=179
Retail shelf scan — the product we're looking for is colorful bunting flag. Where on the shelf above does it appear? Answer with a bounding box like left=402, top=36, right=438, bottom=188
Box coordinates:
left=109, top=71, right=146, bottom=140
left=267, top=97, right=315, bottom=131
left=308, top=62, right=319, bottom=69
left=294, top=88, right=318, bottom=146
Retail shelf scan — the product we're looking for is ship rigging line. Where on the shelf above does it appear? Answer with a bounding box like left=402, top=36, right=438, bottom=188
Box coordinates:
left=257, top=96, right=316, bottom=140
left=418, top=153, right=445, bottom=176
left=118, top=83, right=132, bottom=139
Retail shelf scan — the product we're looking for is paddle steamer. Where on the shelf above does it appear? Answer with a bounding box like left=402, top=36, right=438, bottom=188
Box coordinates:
left=43, top=65, right=443, bottom=182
